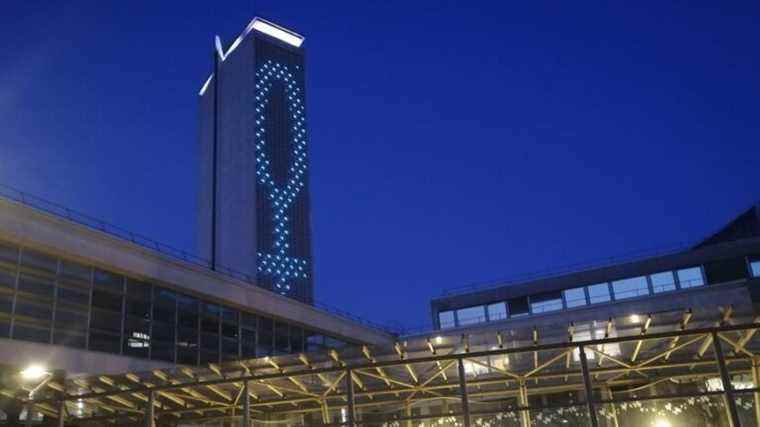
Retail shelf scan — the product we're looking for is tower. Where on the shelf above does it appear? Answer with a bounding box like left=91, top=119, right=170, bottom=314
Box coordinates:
left=198, top=18, right=313, bottom=303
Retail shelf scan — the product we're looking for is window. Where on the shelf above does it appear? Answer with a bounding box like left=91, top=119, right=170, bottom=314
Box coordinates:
left=20, top=249, right=57, bottom=275
left=650, top=271, right=676, bottom=293
left=530, top=291, right=563, bottom=314
left=587, top=283, right=611, bottom=304
left=306, top=332, right=326, bottom=353
left=508, top=297, right=530, bottom=317
left=611, top=276, right=649, bottom=300
left=456, top=306, right=485, bottom=326
left=677, top=267, right=704, bottom=289
left=290, top=327, right=304, bottom=353
left=257, top=317, right=274, bottom=356
left=705, top=258, right=747, bottom=284
left=438, top=311, right=455, bottom=329
left=563, top=288, right=587, bottom=308
left=751, top=258, right=760, bottom=278
left=274, top=322, right=290, bottom=355
left=487, top=303, right=507, bottom=322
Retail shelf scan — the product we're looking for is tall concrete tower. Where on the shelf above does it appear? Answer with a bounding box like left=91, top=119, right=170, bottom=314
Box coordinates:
left=198, top=18, right=313, bottom=303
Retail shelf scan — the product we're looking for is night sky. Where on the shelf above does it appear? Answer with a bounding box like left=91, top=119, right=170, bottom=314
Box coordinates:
left=1, top=1, right=758, bottom=330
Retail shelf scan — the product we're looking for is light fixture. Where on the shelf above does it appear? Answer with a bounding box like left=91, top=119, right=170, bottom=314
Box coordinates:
left=653, top=418, right=672, bottom=427
left=20, top=365, right=48, bottom=381
left=435, top=336, right=443, bottom=345
left=251, top=18, right=304, bottom=48
left=629, top=314, right=640, bottom=323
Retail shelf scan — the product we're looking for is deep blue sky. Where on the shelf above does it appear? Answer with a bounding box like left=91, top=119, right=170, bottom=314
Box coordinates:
left=1, top=1, right=758, bottom=329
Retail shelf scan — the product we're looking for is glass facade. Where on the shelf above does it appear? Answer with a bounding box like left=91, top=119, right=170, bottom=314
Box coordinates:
left=0, top=240, right=349, bottom=364
left=438, top=264, right=714, bottom=330
left=752, top=258, right=760, bottom=277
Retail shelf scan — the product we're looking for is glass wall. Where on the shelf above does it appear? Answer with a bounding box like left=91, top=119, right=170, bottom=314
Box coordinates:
left=0, top=240, right=350, bottom=365
left=439, top=264, right=714, bottom=330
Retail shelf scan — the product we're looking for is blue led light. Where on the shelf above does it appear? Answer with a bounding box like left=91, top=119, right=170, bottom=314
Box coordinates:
left=254, top=60, right=309, bottom=295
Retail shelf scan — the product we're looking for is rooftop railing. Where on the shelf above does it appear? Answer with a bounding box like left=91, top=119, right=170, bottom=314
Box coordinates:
left=0, top=183, right=398, bottom=335
left=438, top=241, right=693, bottom=298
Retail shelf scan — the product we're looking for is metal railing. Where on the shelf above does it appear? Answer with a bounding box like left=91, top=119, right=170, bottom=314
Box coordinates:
left=0, top=183, right=397, bottom=334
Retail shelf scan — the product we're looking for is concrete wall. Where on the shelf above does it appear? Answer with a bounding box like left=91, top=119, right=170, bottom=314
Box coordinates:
left=0, top=199, right=394, bottom=346
left=214, top=35, right=259, bottom=279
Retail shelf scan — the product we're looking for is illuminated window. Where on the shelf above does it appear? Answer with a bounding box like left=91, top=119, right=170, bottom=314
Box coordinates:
left=530, top=292, right=563, bottom=314
left=456, top=306, right=486, bottom=326
left=751, top=259, right=760, bottom=278
left=650, top=271, right=676, bottom=293
left=439, top=311, right=455, bottom=329
left=677, top=267, right=704, bottom=289
left=563, top=288, right=587, bottom=308
left=611, top=276, right=649, bottom=300
left=487, top=303, right=507, bottom=322
left=587, top=283, right=611, bottom=304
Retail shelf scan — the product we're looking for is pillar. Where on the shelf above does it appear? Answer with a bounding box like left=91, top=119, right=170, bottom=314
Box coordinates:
left=456, top=358, right=471, bottom=427
left=145, top=390, right=155, bottom=427
left=713, top=332, right=741, bottom=427
left=243, top=381, right=251, bottom=427
left=518, top=380, right=530, bottom=427
left=345, top=369, right=356, bottom=427
left=578, top=345, right=599, bottom=427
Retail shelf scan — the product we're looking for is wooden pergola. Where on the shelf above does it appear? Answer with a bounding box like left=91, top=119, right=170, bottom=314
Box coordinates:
left=5, top=305, right=760, bottom=426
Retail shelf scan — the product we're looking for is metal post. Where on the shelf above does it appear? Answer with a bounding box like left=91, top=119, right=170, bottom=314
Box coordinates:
left=603, top=387, right=619, bottom=427
left=457, top=358, right=472, bottom=427
left=518, top=380, right=530, bottom=427
left=57, top=399, right=66, bottom=427
left=752, top=358, right=760, bottom=427
left=578, top=345, right=600, bottom=427
left=345, top=369, right=356, bottom=427
left=713, top=332, right=741, bottom=427
left=243, top=381, right=251, bottom=427
left=24, top=402, right=33, bottom=427
left=145, top=390, right=155, bottom=427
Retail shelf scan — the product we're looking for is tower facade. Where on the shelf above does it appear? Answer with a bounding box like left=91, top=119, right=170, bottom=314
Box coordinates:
left=198, top=18, right=313, bottom=303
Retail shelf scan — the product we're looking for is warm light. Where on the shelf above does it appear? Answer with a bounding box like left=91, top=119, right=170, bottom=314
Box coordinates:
left=654, top=418, right=672, bottom=427
left=435, top=336, right=443, bottom=345
left=251, top=18, right=304, bottom=47
left=20, top=365, right=48, bottom=381
left=629, top=314, right=640, bottom=323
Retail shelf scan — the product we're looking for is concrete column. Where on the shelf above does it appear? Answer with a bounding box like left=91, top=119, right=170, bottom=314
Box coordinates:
left=578, top=345, right=599, bottom=427
left=713, top=332, right=741, bottom=427
left=145, top=390, right=155, bottom=427
left=518, top=380, right=530, bottom=427
left=456, top=358, right=471, bottom=427
left=345, top=369, right=356, bottom=427
left=242, top=381, right=251, bottom=427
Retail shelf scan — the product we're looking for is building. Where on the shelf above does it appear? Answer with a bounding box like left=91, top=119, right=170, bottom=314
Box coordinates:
left=0, top=17, right=402, bottom=426
left=8, top=204, right=760, bottom=427
left=198, top=18, right=315, bottom=304
left=430, top=203, right=760, bottom=334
